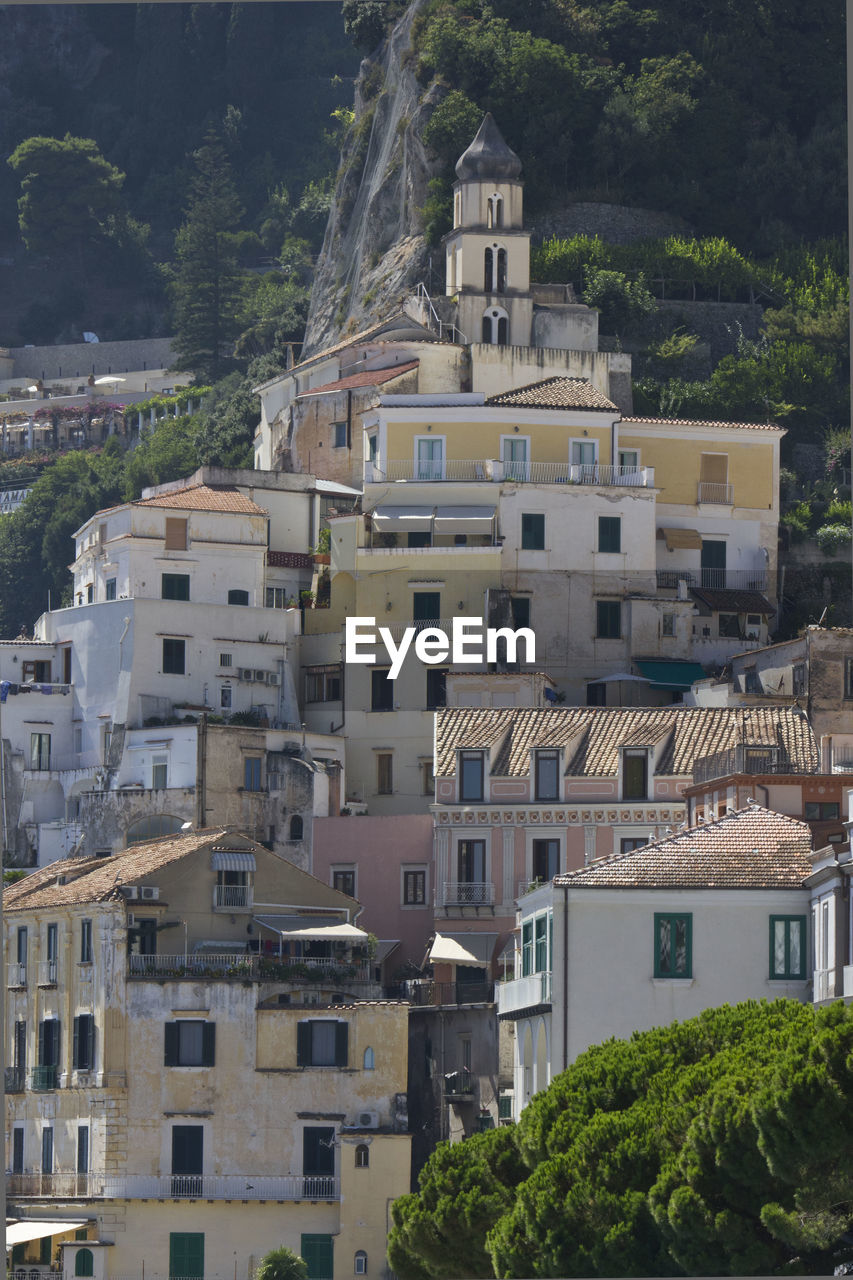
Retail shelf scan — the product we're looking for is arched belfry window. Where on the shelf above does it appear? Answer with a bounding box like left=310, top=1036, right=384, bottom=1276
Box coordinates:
left=482, top=307, right=509, bottom=346
left=487, top=193, right=503, bottom=229
left=484, top=248, right=493, bottom=293
left=496, top=248, right=507, bottom=293
left=453, top=191, right=461, bottom=228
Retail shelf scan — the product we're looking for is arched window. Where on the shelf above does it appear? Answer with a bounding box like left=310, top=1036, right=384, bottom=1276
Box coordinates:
left=453, top=191, right=461, bottom=228
left=363, top=1046, right=375, bottom=1070
left=487, top=193, right=503, bottom=229
left=355, top=1251, right=368, bottom=1275
left=496, top=248, right=507, bottom=293
left=482, top=308, right=509, bottom=347
left=289, top=814, right=304, bottom=840
left=483, top=248, right=493, bottom=293
left=355, top=1144, right=369, bottom=1168
left=227, top=589, right=249, bottom=606
left=75, top=1250, right=94, bottom=1278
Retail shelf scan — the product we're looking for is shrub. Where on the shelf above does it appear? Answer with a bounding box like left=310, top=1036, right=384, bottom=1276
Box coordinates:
left=781, top=500, right=812, bottom=540
left=816, top=523, right=852, bottom=554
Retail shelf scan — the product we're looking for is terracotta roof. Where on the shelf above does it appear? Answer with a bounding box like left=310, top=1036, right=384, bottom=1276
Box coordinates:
left=133, top=484, right=268, bottom=515
left=555, top=805, right=812, bottom=889
left=434, top=706, right=817, bottom=778
left=622, top=416, right=783, bottom=432
left=4, top=828, right=241, bottom=911
left=691, top=587, right=775, bottom=614
left=485, top=377, right=618, bottom=411
left=297, top=361, right=419, bottom=397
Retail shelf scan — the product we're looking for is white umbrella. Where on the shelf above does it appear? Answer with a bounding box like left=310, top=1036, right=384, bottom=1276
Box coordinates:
left=93, top=375, right=126, bottom=387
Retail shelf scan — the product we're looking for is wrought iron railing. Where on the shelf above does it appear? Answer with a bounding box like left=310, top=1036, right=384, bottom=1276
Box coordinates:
left=5, top=1065, right=25, bottom=1092
left=364, top=459, right=654, bottom=486
left=692, top=747, right=811, bottom=783
left=441, top=882, right=495, bottom=907
left=126, top=953, right=370, bottom=983
left=697, top=481, right=734, bottom=504
left=5, top=1171, right=340, bottom=1201
left=655, top=568, right=767, bottom=591
left=30, top=1064, right=57, bottom=1090
left=406, top=979, right=493, bottom=1006
left=212, top=885, right=252, bottom=910
left=37, top=959, right=58, bottom=986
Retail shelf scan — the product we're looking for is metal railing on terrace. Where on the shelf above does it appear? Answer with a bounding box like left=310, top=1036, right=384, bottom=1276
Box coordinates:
left=127, top=952, right=370, bottom=983
left=37, top=959, right=58, bottom=986
left=692, top=746, right=812, bottom=784
left=441, top=882, right=495, bottom=907
left=365, top=460, right=655, bottom=486
left=30, top=1065, right=57, bottom=1090
left=697, top=481, right=734, bottom=504
left=6, top=961, right=27, bottom=988
left=655, top=568, right=768, bottom=591
left=6, top=1172, right=340, bottom=1201
left=405, top=979, right=494, bottom=1006
left=5, top=1065, right=25, bottom=1092
left=212, top=885, right=252, bottom=910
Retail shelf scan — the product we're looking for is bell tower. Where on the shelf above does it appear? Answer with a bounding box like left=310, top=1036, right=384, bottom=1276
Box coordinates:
left=444, top=114, right=532, bottom=348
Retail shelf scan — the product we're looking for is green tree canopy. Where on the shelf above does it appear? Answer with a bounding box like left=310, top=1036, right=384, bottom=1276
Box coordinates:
left=8, top=134, right=125, bottom=260
left=255, top=1247, right=309, bottom=1280
left=389, top=1001, right=853, bottom=1279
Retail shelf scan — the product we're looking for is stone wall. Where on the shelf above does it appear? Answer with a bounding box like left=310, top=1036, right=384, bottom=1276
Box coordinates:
left=530, top=202, right=692, bottom=246
left=3, top=337, right=177, bottom=381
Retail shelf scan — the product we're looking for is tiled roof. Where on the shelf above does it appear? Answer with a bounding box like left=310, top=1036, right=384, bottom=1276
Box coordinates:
left=434, top=706, right=817, bottom=778
left=485, top=377, right=618, bottom=411
left=622, top=416, right=783, bottom=432
left=134, top=484, right=268, bottom=515
left=4, top=829, right=239, bottom=911
left=554, top=805, right=812, bottom=888
left=297, top=361, right=419, bottom=397
left=691, top=587, right=774, bottom=613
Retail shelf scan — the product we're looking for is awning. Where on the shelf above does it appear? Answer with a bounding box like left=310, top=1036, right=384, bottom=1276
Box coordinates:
left=372, top=505, right=434, bottom=532
left=434, top=505, right=496, bottom=535
left=588, top=672, right=650, bottom=684
left=254, top=914, right=367, bottom=941
left=374, top=939, right=400, bottom=964
left=635, top=660, right=707, bottom=690
left=6, top=1221, right=88, bottom=1247
left=659, top=527, right=702, bottom=550
left=211, top=851, right=256, bottom=872
left=429, top=931, right=498, bottom=967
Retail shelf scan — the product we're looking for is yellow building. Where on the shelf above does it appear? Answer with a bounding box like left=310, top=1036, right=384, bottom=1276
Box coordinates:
left=5, top=830, right=410, bottom=1280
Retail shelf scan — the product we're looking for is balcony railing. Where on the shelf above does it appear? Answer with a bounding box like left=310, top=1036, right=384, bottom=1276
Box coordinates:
left=5, top=1065, right=25, bottom=1092
left=405, top=979, right=494, bottom=1006
left=6, top=1172, right=340, bottom=1202
left=496, top=972, right=552, bottom=1017
left=444, top=1068, right=474, bottom=1097
left=127, top=952, right=371, bottom=984
left=814, top=968, right=833, bottom=1002
left=6, top=961, right=27, bottom=987
left=212, top=884, right=252, bottom=910
left=441, top=882, right=495, bottom=907
left=365, top=460, right=654, bottom=487
left=30, top=1064, right=57, bottom=1090
left=37, top=959, right=58, bottom=986
left=692, top=746, right=811, bottom=784
left=655, top=568, right=768, bottom=591
left=697, top=481, right=734, bottom=504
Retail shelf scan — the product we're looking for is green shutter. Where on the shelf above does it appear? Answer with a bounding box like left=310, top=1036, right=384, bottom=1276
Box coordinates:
left=300, top=1234, right=334, bottom=1280
left=169, top=1232, right=204, bottom=1279
left=335, top=1020, right=349, bottom=1067
left=297, top=1020, right=311, bottom=1067
left=202, top=1022, right=216, bottom=1067
left=38, top=1018, right=45, bottom=1065
left=87, top=1017, right=95, bottom=1070
left=164, top=1022, right=179, bottom=1066
left=73, top=1016, right=80, bottom=1068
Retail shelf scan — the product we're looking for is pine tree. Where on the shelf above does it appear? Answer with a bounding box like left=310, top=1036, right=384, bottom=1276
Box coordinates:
left=171, top=131, right=244, bottom=383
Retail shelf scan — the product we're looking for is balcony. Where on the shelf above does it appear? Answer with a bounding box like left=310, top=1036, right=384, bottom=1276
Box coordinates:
left=30, top=1064, right=57, bottom=1091
left=127, top=952, right=371, bottom=984
left=406, top=979, right=494, bottom=1006
left=6, top=961, right=27, bottom=988
left=6, top=1171, right=340, bottom=1202
left=497, top=972, right=552, bottom=1018
left=692, top=746, right=811, bottom=784
left=444, top=1068, right=475, bottom=1099
left=814, top=968, right=833, bottom=1002
left=697, top=481, right=733, bottom=504
left=37, top=959, right=58, bottom=986
left=5, top=1065, right=25, bottom=1092
left=365, top=460, right=655, bottom=487
left=441, top=882, right=495, bottom=908
left=655, top=568, right=767, bottom=592
left=212, top=884, right=253, bottom=911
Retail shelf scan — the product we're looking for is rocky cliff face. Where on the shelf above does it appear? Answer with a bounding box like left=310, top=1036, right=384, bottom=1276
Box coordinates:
left=302, top=0, right=440, bottom=357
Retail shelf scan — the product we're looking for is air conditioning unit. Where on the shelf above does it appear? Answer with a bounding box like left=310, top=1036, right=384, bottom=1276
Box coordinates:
left=357, top=1111, right=379, bottom=1129
left=140, top=886, right=159, bottom=901
left=122, top=886, right=139, bottom=900
left=254, top=669, right=266, bottom=683
left=240, top=668, right=255, bottom=683
left=266, top=672, right=280, bottom=686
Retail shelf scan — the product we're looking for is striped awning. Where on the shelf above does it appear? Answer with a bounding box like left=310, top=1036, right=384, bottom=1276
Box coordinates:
left=372, top=505, right=434, bottom=532
left=211, top=851, right=256, bottom=872
left=434, top=505, right=496, bottom=534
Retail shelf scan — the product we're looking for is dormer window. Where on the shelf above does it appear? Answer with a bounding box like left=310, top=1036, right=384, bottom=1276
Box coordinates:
left=534, top=750, right=559, bottom=801
left=211, top=850, right=256, bottom=911
left=459, top=751, right=484, bottom=802
left=623, top=749, right=649, bottom=801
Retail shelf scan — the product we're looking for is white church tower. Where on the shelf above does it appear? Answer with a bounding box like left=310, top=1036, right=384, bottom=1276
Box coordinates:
left=443, top=113, right=533, bottom=348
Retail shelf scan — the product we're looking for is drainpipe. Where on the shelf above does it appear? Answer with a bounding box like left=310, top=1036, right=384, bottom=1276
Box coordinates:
left=562, top=883, right=569, bottom=1072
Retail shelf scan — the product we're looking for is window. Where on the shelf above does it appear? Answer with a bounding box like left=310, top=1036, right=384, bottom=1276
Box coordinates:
left=73, top=1015, right=95, bottom=1071
left=770, top=916, right=806, bottom=979
left=243, top=757, right=262, bottom=791
left=408, top=530, right=431, bottom=547
left=47, top=921, right=58, bottom=966
left=623, top=750, right=648, bottom=800
left=333, top=422, right=347, bottom=448
left=804, top=801, right=840, bottom=820
left=301, top=1234, right=333, bottom=1280
left=535, top=750, right=559, bottom=800
left=422, top=761, right=435, bottom=795
left=654, top=913, right=692, bottom=978
left=845, top=657, right=853, bottom=698
left=152, top=755, right=168, bottom=790
left=793, top=663, right=806, bottom=696
left=511, top=596, right=530, bottom=628
left=22, top=659, right=50, bottom=682
left=297, top=1020, right=348, bottom=1067
left=416, top=436, right=444, bottom=480
left=42, top=1126, right=53, bottom=1174
left=81, top=921, right=93, bottom=968
left=164, top=1020, right=215, bottom=1067
left=355, top=1252, right=368, bottom=1276
left=459, top=751, right=484, bottom=801
left=105, top=578, right=116, bottom=600
left=426, top=668, right=447, bottom=709
left=17, top=925, right=27, bottom=967
left=164, top=517, right=187, bottom=551
left=534, top=915, right=548, bottom=971
left=457, top=839, right=485, bottom=885
left=162, top=638, right=186, bottom=675
left=307, top=665, right=342, bottom=702
left=598, top=516, right=621, bottom=553
left=521, top=513, right=545, bottom=550
left=161, top=573, right=190, bottom=601
left=662, top=613, right=675, bottom=638
left=12, top=1127, right=24, bottom=1174
left=355, top=1146, right=369, bottom=1169
left=216, top=869, right=248, bottom=908
left=363, top=1047, right=374, bottom=1070
left=482, top=308, right=508, bottom=345
left=220, top=684, right=232, bottom=710
left=502, top=436, right=529, bottom=482
left=719, top=613, right=740, bottom=638
left=532, top=839, right=559, bottom=883
left=86, top=583, right=94, bottom=603
left=169, top=1232, right=204, bottom=1280
left=596, top=601, right=621, bottom=639
left=521, top=920, right=533, bottom=976
left=14, top=1019, right=26, bottom=1074
left=30, top=732, right=51, bottom=770
left=333, top=868, right=356, bottom=897
left=219, top=652, right=233, bottom=668
left=619, top=449, right=639, bottom=471
left=377, top=753, right=393, bottom=794
left=228, top=588, right=250, bottom=606
left=371, top=668, right=393, bottom=711
left=290, top=814, right=304, bottom=840
left=413, top=591, right=441, bottom=623
left=74, top=1250, right=94, bottom=1278
left=587, top=682, right=606, bottom=706
left=403, top=869, right=426, bottom=904
left=621, top=837, right=648, bottom=854
left=77, top=1125, right=89, bottom=1174
left=266, top=586, right=290, bottom=609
